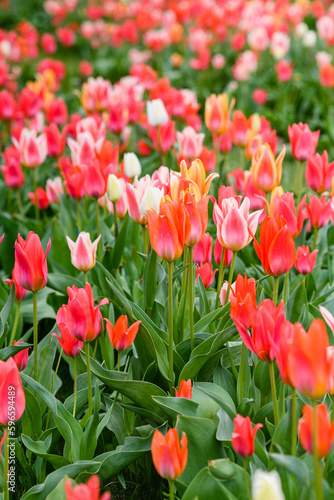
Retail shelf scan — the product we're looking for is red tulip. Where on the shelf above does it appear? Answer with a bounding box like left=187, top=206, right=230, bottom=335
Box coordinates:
left=229, top=274, right=257, bottom=329
left=0, top=357, right=25, bottom=426
left=105, top=315, right=141, bottom=351
left=232, top=414, right=262, bottom=457
left=65, top=475, right=111, bottom=500
left=14, top=232, right=51, bottom=292
left=28, top=187, right=50, bottom=210
left=151, top=428, right=188, bottom=481
left=175, top=379, right=192, bottom=399
left=183, top=192, right=208, bottom=247
left=5, top=269, right=28, bottom=302
left=288, top=123, right=320, bottom=161
left=306, top=151, right=334, bottom=194
left=304, top=195, right=331, bottom=229
left=298, top=403, right=334, bottom=458
left=1, top=147, right=25, bottom=190
left=295, top=245, right=318, bottom=274
left=12, top=340, right=29, bottom=371
left=54, top=306, right=83, bottom=357
left=253, top=215, right=296, bottom=277
left=196, top=263, right=217, bottom=289
left=193, top=233, right=212, bottom=265
left=273, top=192, right=307, bottom=237
left=272, top=319, right=296, bottom=386
left=0, top=90, right=16, bottom=120
left=44, top=123, right=66, bottom=157
left=61, top=283, right=109, bottom=342
left=149, top=120, right=176, bottom=153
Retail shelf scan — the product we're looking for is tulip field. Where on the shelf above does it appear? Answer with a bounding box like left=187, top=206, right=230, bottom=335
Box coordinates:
left=3, top=0, right=334, bottom=499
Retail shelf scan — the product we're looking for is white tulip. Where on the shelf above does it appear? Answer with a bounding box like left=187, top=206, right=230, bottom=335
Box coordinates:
left=140, top=186, right=164, bottom=217
left=303, top=31, right=317, bottom=48
left=146, top=99, right=169, bottom=127
left=252, top=470, right=285, bottom=500
left=107, top=174, right=121, bottom=202
left=124, top=153, right=142, bottom=178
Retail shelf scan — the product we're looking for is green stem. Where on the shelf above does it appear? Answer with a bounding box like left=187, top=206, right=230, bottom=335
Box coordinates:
left=33, top=292, right=38, bottom=381
left=168, top=262, right=174, bottom=391
left=32, top=169, right=40, bottom=222
left=16, top=190, right=23, bottom=216
left=215, top=247, right=225, bottom=309
left=273, top=276, right=279, bottom=306
left=269, top=361, right=279, bottom=427
left=85, top=342, right=93, bottom=417
left=117, top=351, right=120, bottom=372
left=243, top=458, right=251, bottom=500
left=179, top=247, right=189, bottom=343
left=96, top=199, right=101, bottom=260
left=113, top=202, right=118, bottom=239
left=297, top=160, right=304, bottom=206
left=84, top=271, right=88, bottom=283
left=73, top=358, right=77, bottom=418
left=239, top=343, right=245, bottom=402
left=76, top=199, right=81, bottom=230
left=4, top=427, right=8, bottom=500
left=313, top=400, right=323, bottom=500
left=92, top=339, right=98, bottom=359
left=188, top=247, right=194, bottom=351
left=169, top=480, right=174, bottom=500
left=283, top=272, right=289, bottom=304
left=313, top=227, right=318, bottom=252
left=142, top=225, right=149, bottom=255
left=51, top=349, right=63, bottom=393
left=9, top=303, right=20, bottom=345
left=291, top=388, right=297, bottom=456
left=224, top=252, right=236, bottom=305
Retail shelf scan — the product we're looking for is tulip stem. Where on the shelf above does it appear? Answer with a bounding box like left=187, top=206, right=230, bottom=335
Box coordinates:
left=273, top=277, right=279, bottom=306
left=224, top=252, right=236, bottom=305
left=239, top=342, right=245, bottom=402
left=32, top=169, right=40, bottom=222
left=215, top=247, right=225, bottom=309
left=96, top=200, right=101, bottom=260
left=283, top=272, right=289, bottom=304
left=4, top=428, right=8, bottom=500
left=179, top=247, right=189, bottom=343
left=142, top=225, right=149, bottom=255
left=73, top=357, right=77, bottom=418
left=85, top=342, right=93, bottom=417
left=313, top=228, right=318, bottom=252
left=168, top=262, right=174, bottom=390
left=113, top=202, right=118, bottom=239
left=117, top=351, right=120, bottom=372
left=169, top=480, right=174, bottom=500
left=76, top=199, right=81, bottom=230
left=243, top=459, right=251, bottom=500
left=84, top=272, right=88, bottom=283
left=269, top=361, right=279, bottom=427
left=33, top=292, right=38, bottom=381
left=51, top=348, right=63, bottom=394
left=16, top=190, right=23, bottom=216
left=188, top=247, right=194, bottom=351
left=9, top=302, right=21, bottom=345
left=297, top=160, right=304, bottom=206
left=313, top=400, right=324, bottom=500
left=291, top=387, right=297, bottom=456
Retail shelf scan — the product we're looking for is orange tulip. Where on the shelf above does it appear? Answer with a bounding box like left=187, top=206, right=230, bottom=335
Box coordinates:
left=205, top=93, right=234, bottom=135
left=147, top=199, right=191, bottom=262
left=298, top=403, right=334, bottom=458
left=105, top=315, right=141, bottom=352
left=229, top=274, right=257, bottom=329
left=174, top=379, right=192, bottom=399
left=151, top=428, right=188, bottom=481
left=250, top=143, right=285, bottom=193
left=183, top=192, right=208, bottom=247
left=253, top=215, right=295, bottom=277
left=288, top=319, right=331, bottom=399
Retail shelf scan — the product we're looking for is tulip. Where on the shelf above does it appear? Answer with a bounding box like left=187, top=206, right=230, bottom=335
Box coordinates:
left=232, top=414, right=263, bottom=457
left=123, top=153, right=142, bottom=178
left=183, top=192, right=208, bottom=248
left=273, top=192, right=307, bottom=237
left=12, top=340, right=29, bottom=371
left=172, top=159, right=218, bottom=203
left=12, top=129, right=47, bottom=168
left=5, top=269, right=28, bottom=304
left=65, top=475, right=111, bottom=500
left=44, top=123, right=66, bottom=157
left=149, top=119, right=176, bottom=155
left=0, top=357, right=25, bottom=426
left=229, top=274, right=257, bottom=329
left=272, top=320, right=296, bottom=387
left=250, top=143, right=285, bottom=193
left=0, top=90, right=16, bottom=120
left=151, top=428, right=188, bottom=481
left=295, top=245, right=318, bottom=274
left=46, top=177, right=63, bottom=204
left=14, top=232, right=51, bottom=293
left=81, top=77, right=112, bottom=113
left=205, top=93, right=234, bottom=135
left=174, top=379, right=192, bottom=399
left=176, top=126, right=204, bottom=160
left=298, top=403, right=334, bottom=459
left=305, top=195, right=331, bottom=229
left=252, top=470, right=285, bottom=500
left=196, top=263, right=217, bottom=289
left=105, top=315, right=141, bottom=358
left=66, top=232, right=101, bottom=274
left=1, top=147, right=25, bottom=190
left=253, top=215, right=296, bottom=278
left=126, top=175, right=163, bottom=226
left=59, top=158, right=87, bottom=201
left=306, top=151, right=334, bottom=194
left=288, top=123, right=320, bottom=161
left=54, top=307, right=83, bottom=358
left=146, top=99, right=169, bottom=126
left=193, top=233, right=212, bottom=265
left=107, top=174, right=121, bottom=203
left=229, top=110, right=249, bottom=147
left=28, top=187, right=50, bottom=210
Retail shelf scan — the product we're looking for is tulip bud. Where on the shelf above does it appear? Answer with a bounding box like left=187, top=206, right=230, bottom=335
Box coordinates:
left=105, top=315, right=141, bottom=352
left=232, top=414, right=263, bottom=457
left=107, top=174, right=121, bottom=202
left=151, top=428, right=188, bottom=481
left=298, top=403, right=334, bottom=458
left=252, top=470, right=285, bottom=500
left=174, top=379, right=192, bottom=399
left=0, top=358, right=25, bottom=425
left=14, top=232, right=51, bottom=292
left=124, top=153, right=142, bottom=178
left=65, top=475, right=111, bottom=500
left=295, top=245, right=318, bottom=274
left=146, top=99, right=169, bottom=127
left=12, top=340, right=29, bottom=371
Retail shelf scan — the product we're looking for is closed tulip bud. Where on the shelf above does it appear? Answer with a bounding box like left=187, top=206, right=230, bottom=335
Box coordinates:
left=306, top=151, right=334, bottom=194
left=105, top=315, right=141, bottom=351
left=123, top=153, right=142, bottom=178
left=196, top=262, right=218, bottom=289
left=295, top=245, right=318, bottom=274
left=65, top=475, right=111, bottom=500
left=232, top=414, right=262, bottom=457
left=151, top=428, right=188, bottom=481
left=107, top=174, right=121, bottom=202
left=205, top=93, right=234, bottom=135
left=252, top=470, right=285, bottom=500
left=174, top=379, right=192, bottom=399
left=146, top=99, right=169, bottom=127
left=54, top=307, right=83, bottom=357
left=66, top=232, right=101, bottom=272
left=12, top=340, right=29, bottom=371
left=28, top=187, right=50, bottom=210
left=14, top=232, right=51, bottom=292
left=298, top=403, right=334, bottom=458
left=253, top=215, right=295, bottom=277
left=184, top=192, right=208, bottom=247
left=304, top=194, right=332, bottom=229
left=288, top=123, right=320, bottom=161
left=0, top=357, right=25, bottom=426
left=250, top=143, right=285, bottom=193
left=193, top=233, right=212, bottom=265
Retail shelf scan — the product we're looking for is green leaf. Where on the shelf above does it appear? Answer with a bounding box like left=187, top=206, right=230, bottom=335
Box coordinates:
left=181, top=466, right=238, bottom=500
left=0, top=342, right=31, bottom=361
left=110, top=216, right=129, bottom=270
left=152, top=396, right=199, bottom=419
left=143, top=249, right=158, bottom=310
left=45, top=476, right=67, bottom=500
left=270, top=453, right=310, bottom=483
left=21, top=434, right=70, bottom=469
left=47, top=274, right=84, bottom=295
left=237, top=344, right=251, bottom=405
left=0, top=285, right=14, bottom=343
left=286, top=280, right=307, bottom=323
left=216, top=408, right=234, bottom=441
left=194, top=306, right=227, bottom=334
left=196, top=382, right=236, bottom=419
left=80, top=382, right=100, bottom=460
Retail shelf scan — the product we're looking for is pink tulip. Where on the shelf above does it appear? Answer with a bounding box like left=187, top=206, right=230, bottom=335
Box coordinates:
left=14, top=232, right=51, bottom=292
left=0, top=357, right=25, bottom=426
left=288, top=123, right=320, bottom=161
left=295, top=245, right=318, bottom=274
left=12, top=340, right=29, bottom=371
left=305, top=195, right=332, bottom=229
left=12, top=129, right=47, bottom=168
left=66, top=232, right=101, bottom=272
left=176, top=126, right=205, bottom=159
left=305, top=151, right=334, bottom=194
left=196, top=263, right=217, bottom=289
